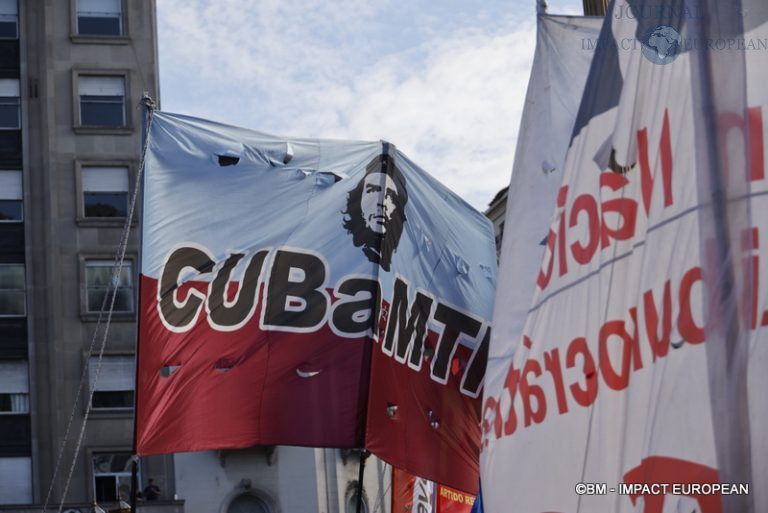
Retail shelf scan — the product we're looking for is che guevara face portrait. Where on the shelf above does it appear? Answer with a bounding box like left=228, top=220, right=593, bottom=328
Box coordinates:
left=360, top=171, right=398, bottom=235
left=343, top=153, right=408, bottom=272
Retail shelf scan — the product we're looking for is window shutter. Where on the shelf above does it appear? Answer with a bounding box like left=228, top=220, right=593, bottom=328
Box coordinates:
left=0, top=0, right=17, bottom=16
left=79, top=76, right=124, bottom=96
left=78, top=0, right=121, bottom=15
left=0, top=79, right=19, bottom=97
left=0, top=170, right=21, bottom=200
left=0, top=457, right=32, bottom=503
left=0, top=361, right=27, bottom=393
left=89, top=356, right=135, bottom=391
left=83, top=167, right=129, bottom=192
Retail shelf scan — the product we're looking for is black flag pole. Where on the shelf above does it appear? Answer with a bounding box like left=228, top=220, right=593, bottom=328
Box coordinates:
left=130, top=93, right=157, bottom=513
left=129, top=458, right=139, bottom=513
left=356, top=450, right=370, bottom=513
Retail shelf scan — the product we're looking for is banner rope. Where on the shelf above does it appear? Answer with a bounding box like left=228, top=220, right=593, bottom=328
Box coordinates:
left=41, top=96, right=156, bottom=513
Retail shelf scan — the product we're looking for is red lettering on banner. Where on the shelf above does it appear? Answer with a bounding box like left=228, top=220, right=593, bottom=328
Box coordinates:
left=598, top=308, right=642, bottom=391
left=543, top=348, right=569, bottom=414
left=678, top=267, right=705, bottom=344
left=638, top=109, right=674, bottom=217
left=569, top=193, right=600, bottom=264
left=521, top=358, right=546, bottom=427
left=485, top=250, right=767, bottom=444
left=503, top=364, right=520, bottom=435
left=600, top=172, right=638, bottom=249
left=537, top=227, right=557, bottom=289
left=644, top=280, right=673, bottom=361
left=535, top=106, right=767, bottom=295
left=536, top=109, right=683, bottom=292
left=742, top=227, right=760, bottom=330
left=719, top=106, right=765, bottom=184
left=557, top=186, right=569, bottom=277
left=740, top=226, right=767, bottom=330
left=623, top=457, right=722, bottom=513
left=748, top=106, right=764, bottom=182
left=565, top=337, right=598, bottom=407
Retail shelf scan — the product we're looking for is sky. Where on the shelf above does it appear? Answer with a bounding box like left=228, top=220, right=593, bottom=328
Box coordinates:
left=156, top=0, right=582, bottom=211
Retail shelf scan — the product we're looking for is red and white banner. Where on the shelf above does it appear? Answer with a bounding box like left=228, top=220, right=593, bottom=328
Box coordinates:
left=135, top=115, right=497, bottom=491
left=482, top=1, right=768, bottom=512
left=392, top=468, right=475, bottom=513
left=437, top=484, right=476, bottom=513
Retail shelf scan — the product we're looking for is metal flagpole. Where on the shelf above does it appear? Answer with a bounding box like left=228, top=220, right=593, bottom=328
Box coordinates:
left=356, top=450, right=370, bottom=513
left=130, top=93, right=157, bottom=513
left=129, top=458, right=139, bottom=513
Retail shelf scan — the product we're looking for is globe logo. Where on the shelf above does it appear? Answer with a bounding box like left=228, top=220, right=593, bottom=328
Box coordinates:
left=640, top=24, right=682, bottom=65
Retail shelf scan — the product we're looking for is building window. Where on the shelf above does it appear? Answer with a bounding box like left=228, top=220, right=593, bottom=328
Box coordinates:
left=0, top=79, right=19, bottom=129
left=92, top=452, right=132, bottom=502
left=0, top=170, right=22, bottom=221
left=0, top=0, right=18, bottom=39
left=0, top=393, right=27, bottom=413
left=0, top=264, right=25, bottom=316
left=85, top=260, right=134, bottom=313
left=227, top=494, right=271, bottom=513
left=83, top=166, right=129, bottom=218
left=77, top=0, right=122, bottom=37
left=89, top=355, right=134, bottom=409
left=0, top=457, right=32, bottom=503
left=78, top=75, right=126, bottom=127
left=0, top=361, right=28, bottom=414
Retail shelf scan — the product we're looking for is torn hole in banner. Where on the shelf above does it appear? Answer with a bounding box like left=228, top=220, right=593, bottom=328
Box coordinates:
left=215, top=358, right=236, bottom=373
left=159, top=364, right=181, bottom=378
left=213, top=144, right=245, bottom=167
left=295, top=365, right=322, bottom=378
left=315, top=171, right=343, bottom=187
left=216, top=154, right=240, bottom=167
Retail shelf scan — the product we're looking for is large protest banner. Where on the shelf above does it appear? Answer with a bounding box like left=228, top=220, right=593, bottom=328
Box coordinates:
left=134, top=113, right=497, bottom=491
left=482, top=1, right=768, bottom=512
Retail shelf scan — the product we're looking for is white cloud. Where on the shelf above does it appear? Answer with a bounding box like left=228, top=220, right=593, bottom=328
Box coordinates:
left=157, top=0, right=539, bottom=209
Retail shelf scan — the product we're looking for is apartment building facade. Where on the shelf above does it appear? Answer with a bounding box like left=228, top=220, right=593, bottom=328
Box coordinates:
left=0, top=1, right=174, bottom=511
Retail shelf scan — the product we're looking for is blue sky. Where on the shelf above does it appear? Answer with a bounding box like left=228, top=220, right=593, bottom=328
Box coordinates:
left=156, top=0, right=582, bottom=210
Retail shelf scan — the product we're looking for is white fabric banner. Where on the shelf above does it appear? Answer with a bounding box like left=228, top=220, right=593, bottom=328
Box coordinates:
left=489, top=14, right=601, bottom=362
left=483, top=2, right=767, bottom=513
